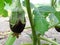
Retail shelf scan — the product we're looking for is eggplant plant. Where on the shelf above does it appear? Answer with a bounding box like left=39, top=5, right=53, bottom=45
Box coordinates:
left=0, top=0, right=60, bottom=45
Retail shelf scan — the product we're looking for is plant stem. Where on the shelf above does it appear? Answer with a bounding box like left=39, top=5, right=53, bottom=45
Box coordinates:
left=25, top=26, right=31, bottom=29
left=51, top=0, right=54, bottom=7
left=5, top=32, right=16, bottom=45
left=40, top=36, right=60, bottom=45
left=25, top=0, right=37, bottom=45
left=51, top=0, right=56, bottom=8
left=37, top=35, right=40, bottom=45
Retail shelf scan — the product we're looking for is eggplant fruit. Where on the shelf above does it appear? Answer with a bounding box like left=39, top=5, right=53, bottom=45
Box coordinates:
left=55, top=26, right=60, bottom=32
left=10, top=18, right=26, bottom=33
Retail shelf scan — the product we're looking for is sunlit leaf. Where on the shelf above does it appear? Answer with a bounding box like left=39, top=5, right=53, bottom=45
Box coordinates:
left=4, top=0, right=12, bottom=5
left=4, top=2, right=11, bottom=11
left=33, top=8, right=49, bottom=35
left=54, top=11, right=60, bottom=23
left=54, top=11, right=60, bottom=27
left=0, top=0, right=8, bottom=17
left=38, top=6, right=56, bottom=13
left=47, top=13, right=59, bottom=28
left=37, top=6, right=56, bottom=17
left=58, top=0, right=60, bottom=5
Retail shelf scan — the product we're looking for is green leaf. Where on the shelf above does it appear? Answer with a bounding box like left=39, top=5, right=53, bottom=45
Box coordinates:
left=38, top=6, right=56, bottom=13
left=2, top=10, right=8, bottom=17
left=0, top=0, right=8, bottom=17
left=33, top=8, right=49, bottom=35
left=48, top=13, right=59, bottom=28
left=43, top=12, right=49, bottom=18
left=58, top=0, right=60, bottom=5
left=4, top=2, right=11, bottom=11
left=54, top=11, right=60, bottom=27
left=54, top=11, right=60, bottom=23
left=37, top=6, right=56, bottom=18
left=4, top=0, right=12, bottom=5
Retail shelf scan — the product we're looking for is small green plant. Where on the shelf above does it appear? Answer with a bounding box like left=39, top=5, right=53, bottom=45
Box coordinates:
left=0, top=0, right=60, bottom=45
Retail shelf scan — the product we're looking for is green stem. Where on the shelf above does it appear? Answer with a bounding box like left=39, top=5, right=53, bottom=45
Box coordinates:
left=51, top=0, right=54, bottom=7
left=40, top=36, right=60, bottom=45
left=37, top=35, right=40, bottom=45
left=25, top=0, right=37, bottom=45
left=51, top=0, right=56, bottom=8
left=25, top=26, right=31, bottom=29
left=5, top=32, right=16, bottom=45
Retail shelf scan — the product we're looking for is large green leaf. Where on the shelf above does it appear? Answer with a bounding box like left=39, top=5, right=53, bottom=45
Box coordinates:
left=38, top=6, right=56, bottom=13
left=33, top=8, right=49, bottom=35
left=37, top=6, right=56, bottom=17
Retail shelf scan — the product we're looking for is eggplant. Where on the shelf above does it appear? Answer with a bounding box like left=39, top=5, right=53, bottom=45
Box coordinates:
left=10, top=19, right=26, bottom=33
left=9, top=0, right=26, bottom=38
left=55, top=26, right=60, bottom=32
left=9, top=17, right=26, bottom=38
